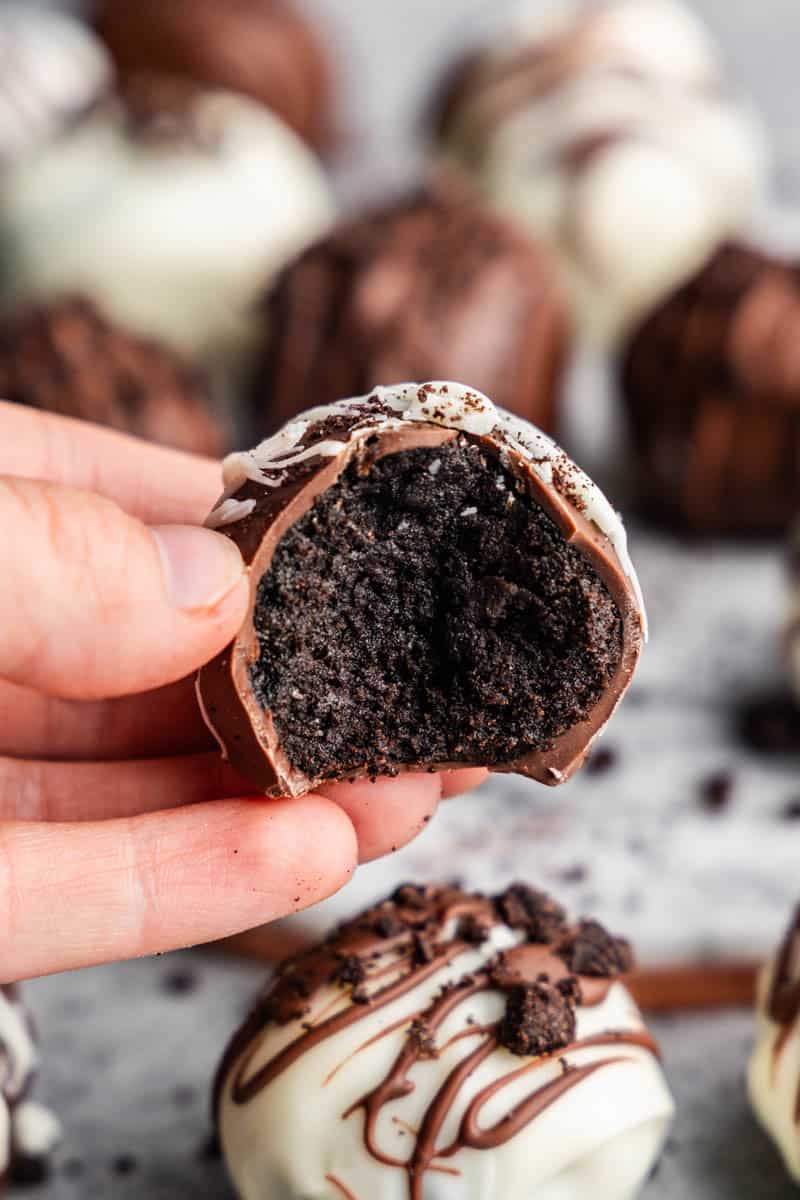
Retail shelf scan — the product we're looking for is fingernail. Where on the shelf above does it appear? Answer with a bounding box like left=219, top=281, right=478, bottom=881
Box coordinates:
left=151, top=525, right=245, bottom=612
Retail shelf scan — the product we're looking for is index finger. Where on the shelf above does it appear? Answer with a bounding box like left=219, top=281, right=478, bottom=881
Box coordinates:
left=0, top=402, right=223, bottom=524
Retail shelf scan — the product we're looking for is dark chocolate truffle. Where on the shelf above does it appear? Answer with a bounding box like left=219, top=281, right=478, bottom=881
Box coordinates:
left=248, top=189, right=570, bottom=438
left=0, top=296, right=224, bottom=456
left=214, top=881, right=673, bottom=1200
left=0, top=985, right=61, bottom=1190
left=198, top=382, right=645, bottom=797
left=621, top=243, right=800, bottom=536
left=94, top=0, right=332, bottom=152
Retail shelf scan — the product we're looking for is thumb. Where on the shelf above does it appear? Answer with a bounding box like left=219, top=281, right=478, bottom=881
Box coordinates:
left=0, top=477, right=248, bottom=700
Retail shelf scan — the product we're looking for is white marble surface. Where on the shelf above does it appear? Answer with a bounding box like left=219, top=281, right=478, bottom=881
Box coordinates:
left=11, top=0, right=800, bottom=1196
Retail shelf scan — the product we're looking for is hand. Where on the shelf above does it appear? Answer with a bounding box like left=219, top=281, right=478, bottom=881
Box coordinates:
left=0, top=404, right=486, bottom=982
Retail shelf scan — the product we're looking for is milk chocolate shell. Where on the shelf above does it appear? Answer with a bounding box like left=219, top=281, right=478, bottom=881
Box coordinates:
left=197, top=382, right=645, bottom=797
left=250, top=189, right=570, bottom=437
left=0, top=296, right=224, bottom=456
left=215, top=881, right=674, bottom=1200
left=94, top=0, right=332, bottom=152
left=0, top=986, right=61, bottom=1189
left=622, top=243, right=800, bottom=535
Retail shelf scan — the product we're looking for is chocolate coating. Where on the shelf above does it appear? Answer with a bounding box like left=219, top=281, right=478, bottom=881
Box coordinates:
left=248, top=190, right=570, bottom=438
left=622, top=243, right=800, bottom=536
left=94, top=0, right=332, bottom=152
left=0, top=296, right=224, bottom=456
left=198, top=382, right=644, bottom=797
left=215, top=881, right=671, bottom=1200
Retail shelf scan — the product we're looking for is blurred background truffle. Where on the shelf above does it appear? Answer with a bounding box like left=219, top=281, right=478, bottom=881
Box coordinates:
left=621, top=243, right=800, bottom=536
left=93, top=0, right=334, bottom=153
left=0, top=88, right=335, bottom=403
left=0, top=3, right=112, bottom=166
left=0, top=296, right=224, bottom=456
left=248, top=187, right=570, bottom=437
left=433, top=0, right=767, bottom=345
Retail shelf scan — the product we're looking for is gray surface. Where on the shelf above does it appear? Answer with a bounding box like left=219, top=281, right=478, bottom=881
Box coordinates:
left=20, top=951, right=795, bottom=1200
left=12, top=0, right=800, bottom=1196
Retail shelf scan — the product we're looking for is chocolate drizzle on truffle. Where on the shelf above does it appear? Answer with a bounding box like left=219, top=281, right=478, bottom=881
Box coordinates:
left=250, top=188, right=569, bottom=437
left=0, top=296, right=223, bottom=456
left=622, top=244, right=800, bottom=535
left=215, top=883, right=658, bottom=1200
left=198, top=382, right=645, bottom=797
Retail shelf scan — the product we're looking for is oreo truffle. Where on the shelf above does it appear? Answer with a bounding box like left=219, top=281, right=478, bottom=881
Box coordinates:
left=249, top=189, right=570, bottom=437
left=0, top=297, right=223, bottom=456
left=750, top=906, right=800, bottom=1181
left=94, top=0, right=332, bottom=152
left=215, top=881, right=674, bottom=1200
left=198, top=381, right=645, bottom=797
left=622, top=244, right=800, bottom=536
left=0, top=89, right=334, bottom=377
left=434, top=0, right=765, bottom=343
left=0, top=985, right=61, bottom=1190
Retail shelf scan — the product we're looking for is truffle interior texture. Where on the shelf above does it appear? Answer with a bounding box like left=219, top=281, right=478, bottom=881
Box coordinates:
left=250, top=436, right=623, bottom=782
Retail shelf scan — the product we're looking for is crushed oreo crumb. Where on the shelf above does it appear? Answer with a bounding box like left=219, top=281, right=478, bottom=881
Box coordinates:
left=494, top=884, right=568, bottom=943
left=700, top=771, right=734, bottom=813
left=559, top=920, right=634, bottom=977
left=497, top=979, right=577, bottom=1057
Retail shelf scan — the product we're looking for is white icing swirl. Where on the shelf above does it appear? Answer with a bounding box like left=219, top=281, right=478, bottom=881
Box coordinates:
left=212, top=381, right=645, bottom=631
left=0, top=986, right=61, bottom=1176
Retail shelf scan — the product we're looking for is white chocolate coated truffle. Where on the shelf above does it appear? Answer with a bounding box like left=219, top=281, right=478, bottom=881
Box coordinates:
left=438, top=0, right=767, bottom=343
left=0, top=90, right=334, bottom=375
left=217, top=884, right=674, bottom=1200
left=0, top=4, right=112, bottom=165
left=749, top=907, right=800, bottom=1181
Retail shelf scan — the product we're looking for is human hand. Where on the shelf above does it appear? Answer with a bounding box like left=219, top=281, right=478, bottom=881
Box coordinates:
left=0, top=404, right=486, bottom=982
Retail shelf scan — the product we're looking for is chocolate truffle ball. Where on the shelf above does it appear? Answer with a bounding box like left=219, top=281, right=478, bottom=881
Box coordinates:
left=750, top=906, right=800, bottom=1181
left=0, top=985, right=61, bottom=1190
left=0, top=4, right=112, bottom=165
left=0, top=296, right=224, bottom=456
left=621, top=244, right=800, bottom=536
left=215, top=881, right=674, bottom=1200
left=434, top=0, right=766, bottom=344
left=94, top=0, right=332, bottom=152
left=249, top=190, right=570, bottom=438
left=198, top=381, right=645, bottom=797
left=0, top=90, right=334, bottom=380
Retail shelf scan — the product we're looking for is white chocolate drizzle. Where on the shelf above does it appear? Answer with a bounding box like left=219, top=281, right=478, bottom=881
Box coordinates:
left=0, top=986, right=61, bottom=1176
left=210, top=381, right=645, bottom=632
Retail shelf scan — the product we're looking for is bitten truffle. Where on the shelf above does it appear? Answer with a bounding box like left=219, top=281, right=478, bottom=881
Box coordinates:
left=750, top=906, right=800, bottom=1181
left=0, top=297, right=224, bottom=456
left=249, top=189, right=570, bottom=438
left=215, top=881, right=674, bottom=1200
left=622, top=243, right=800, bottom=536
left=0, top=985, right=61, bottom=1190
left=434, top=0, right=765, bottom=343
left=198, top=381, right=645, bottom=797
left=94, top=0, right=332, bottom=152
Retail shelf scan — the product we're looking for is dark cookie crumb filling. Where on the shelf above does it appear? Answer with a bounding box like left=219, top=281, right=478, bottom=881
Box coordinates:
left=250, top=438, right=623, bottom=783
